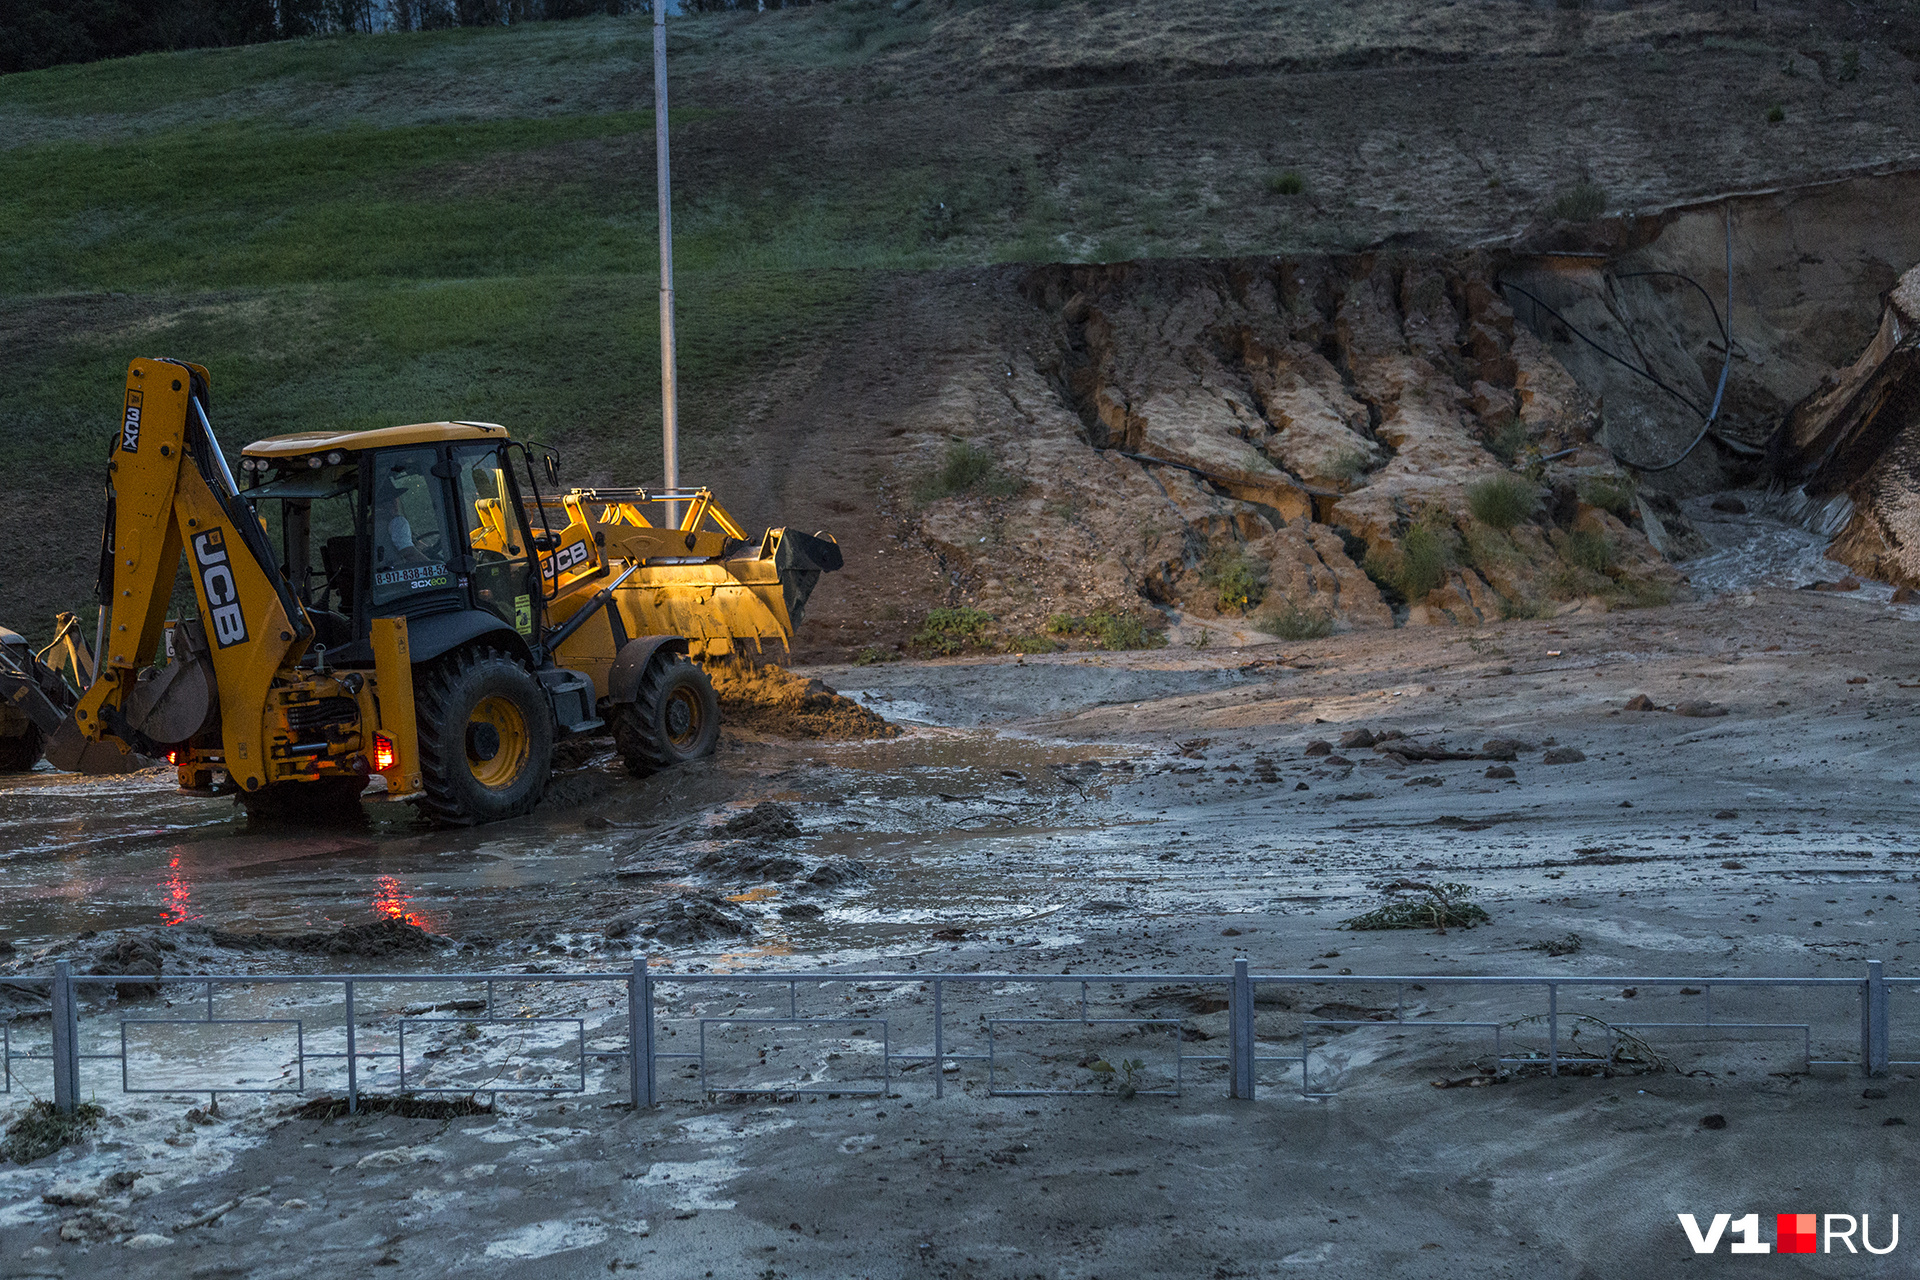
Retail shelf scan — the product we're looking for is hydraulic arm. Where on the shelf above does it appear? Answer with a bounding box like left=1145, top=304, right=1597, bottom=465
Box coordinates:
left=59, top=359, right=310, bottom=790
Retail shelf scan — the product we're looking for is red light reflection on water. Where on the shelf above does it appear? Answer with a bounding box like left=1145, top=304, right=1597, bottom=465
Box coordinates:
left=160, top=853, right=198, bottom=927
left=372, top=874, right=434, bottom=930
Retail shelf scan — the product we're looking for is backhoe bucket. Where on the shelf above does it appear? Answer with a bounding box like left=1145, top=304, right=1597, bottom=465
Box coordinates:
left=41, top=714, right=152, bottom=775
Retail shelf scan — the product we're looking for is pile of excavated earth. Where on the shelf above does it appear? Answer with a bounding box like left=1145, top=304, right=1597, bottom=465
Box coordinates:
left=706, top=663, right=899, bottom=740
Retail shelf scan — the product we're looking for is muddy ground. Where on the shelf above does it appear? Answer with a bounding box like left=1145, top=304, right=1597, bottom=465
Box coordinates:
left=4, top=513, right=1920, bottom=1276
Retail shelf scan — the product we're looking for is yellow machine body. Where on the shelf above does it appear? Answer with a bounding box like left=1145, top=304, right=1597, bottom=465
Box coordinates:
left=45, top=358, right=838, bottom=821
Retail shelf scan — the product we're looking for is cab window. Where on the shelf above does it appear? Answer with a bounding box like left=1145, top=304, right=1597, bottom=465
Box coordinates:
left=243, top=464, right=357, bottom=644
left=366, top=448, right=456, bottom=611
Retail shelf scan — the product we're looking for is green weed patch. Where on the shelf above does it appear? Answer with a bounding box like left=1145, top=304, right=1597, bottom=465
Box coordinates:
left=1343, top=882, right=1490, bottom=932
left=4, top=1101, right=104, bottom=1164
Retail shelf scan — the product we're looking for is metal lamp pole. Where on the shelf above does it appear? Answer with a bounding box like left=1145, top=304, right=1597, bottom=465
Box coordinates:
left=653, top=0, right=679, bottom=526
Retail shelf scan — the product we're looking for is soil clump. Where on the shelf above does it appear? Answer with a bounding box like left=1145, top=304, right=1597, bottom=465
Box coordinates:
left=709, top=665, right=899, bottom=740
left=723, top=801, right=803, bottom=839
left=801, top=859, right=870, bottom=891
left=696, top=847, right=804, bottom=880
left=612, top=892, right=756, bottom=945
left=87, top=934, right=170, bottom=998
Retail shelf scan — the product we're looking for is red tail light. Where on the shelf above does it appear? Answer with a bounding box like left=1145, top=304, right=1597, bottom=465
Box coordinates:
left=373, top=733, right=397, bottom=772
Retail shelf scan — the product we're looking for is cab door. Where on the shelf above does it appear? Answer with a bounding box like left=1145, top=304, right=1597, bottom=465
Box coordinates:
left=363, top=446, right=463, bottom=620
left=451, top=443, right=538, bottom=641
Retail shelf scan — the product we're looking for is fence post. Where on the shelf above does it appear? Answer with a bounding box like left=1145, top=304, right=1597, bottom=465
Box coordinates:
left=1229, top=958, right=1255, bottom=1100
left=631, top=956, right=656, bottom=1109
left=1863, top=959, right=1890, bottom=1078
left=1547, top=982, right=1559, bottom=1078
left=344, top=980, right=357, bottom=1115
left=933, top=979, right=945, bottom=1101
left=50, top=960, right=79, bottom=1115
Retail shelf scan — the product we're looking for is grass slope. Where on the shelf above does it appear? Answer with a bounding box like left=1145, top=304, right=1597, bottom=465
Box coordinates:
left=0, top=16, right=920, bottom=636
left=0, top=15, right=1067, bottom=494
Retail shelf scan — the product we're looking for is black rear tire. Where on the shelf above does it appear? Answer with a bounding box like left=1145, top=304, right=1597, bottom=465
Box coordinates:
left=238, top=776, right=368, bottom=824
left=0, top=725, right=44, bottom=774
left=613, top=657, right=719, bottom=777
left=415, top=648, right=553, bottom=826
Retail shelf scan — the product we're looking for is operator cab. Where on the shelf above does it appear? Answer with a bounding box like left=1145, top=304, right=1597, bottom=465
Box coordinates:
left=238, top=423, right=558, bottom=662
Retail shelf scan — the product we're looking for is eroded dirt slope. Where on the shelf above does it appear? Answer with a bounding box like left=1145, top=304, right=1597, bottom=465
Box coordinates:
left=727, top=172, right=1920, bottom=660
left=904, top=256, right=1675, bottom=640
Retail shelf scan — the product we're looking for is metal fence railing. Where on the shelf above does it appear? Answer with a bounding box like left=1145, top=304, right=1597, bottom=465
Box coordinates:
left=3, top=958, right=1907, bottom=1116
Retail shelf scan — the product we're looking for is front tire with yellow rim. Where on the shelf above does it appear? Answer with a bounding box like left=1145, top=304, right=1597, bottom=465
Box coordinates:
left=415, top=648, right=553, bottom=826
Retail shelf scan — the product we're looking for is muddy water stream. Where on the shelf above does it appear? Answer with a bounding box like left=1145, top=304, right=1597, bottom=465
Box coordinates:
left=0, top=722, right=1781, bottom=963
left=2, top=503, right=1918, bottom=972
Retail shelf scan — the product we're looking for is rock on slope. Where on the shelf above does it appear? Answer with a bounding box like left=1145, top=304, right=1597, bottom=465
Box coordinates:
left=903, top=254, right=1681, bottom=641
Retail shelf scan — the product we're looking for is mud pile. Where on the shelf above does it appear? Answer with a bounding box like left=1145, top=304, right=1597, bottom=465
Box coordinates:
left=723, top=801, right=803, bottom=839
left=709, top=664, right=900, bottom=740
left=696, top=846, right=803, bottom=879
left=88, top=933, right=169, bottom=998
left=607, top=892, right=755, bottom=945
left=205, top=918, right=445, bottom=956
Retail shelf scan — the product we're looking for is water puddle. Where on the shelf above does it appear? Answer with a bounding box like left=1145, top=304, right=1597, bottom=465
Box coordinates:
left=837, top=690, right=944, bottom=725
left=0, top=773, right=618, bottom=944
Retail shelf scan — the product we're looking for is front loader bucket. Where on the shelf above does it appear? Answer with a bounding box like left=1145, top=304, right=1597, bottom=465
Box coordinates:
left=606, top=527, right=841, bottom=659
left=770, top=528, right=844, bottom=628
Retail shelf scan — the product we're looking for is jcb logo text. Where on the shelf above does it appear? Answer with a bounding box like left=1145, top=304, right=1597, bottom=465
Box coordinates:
left=192, top=529, right=248, bottom=648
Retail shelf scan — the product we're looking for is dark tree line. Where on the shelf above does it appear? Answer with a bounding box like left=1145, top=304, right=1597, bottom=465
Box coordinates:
left=383, top=0, right=640, bottom=31
left=0, top=0, right=648, bottom=76
left=2, top=0, right=264, bottom=74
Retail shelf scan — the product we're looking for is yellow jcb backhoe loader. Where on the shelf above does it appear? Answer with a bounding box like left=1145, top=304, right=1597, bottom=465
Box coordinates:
left=0, top=357, right=840, bottom=826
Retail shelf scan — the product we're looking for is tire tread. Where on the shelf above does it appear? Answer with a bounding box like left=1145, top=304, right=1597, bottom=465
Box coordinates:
left=0, top=726, right=45, bottom=774
left=415, top=646, right=552, bottom=826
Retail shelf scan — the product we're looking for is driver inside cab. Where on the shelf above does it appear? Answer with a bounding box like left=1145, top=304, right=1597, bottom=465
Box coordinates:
left=373, top=473, right=432, bottom=571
